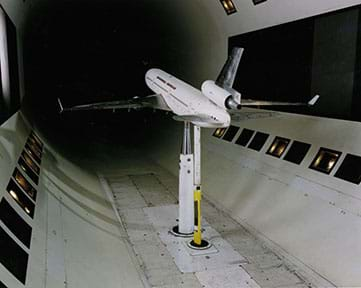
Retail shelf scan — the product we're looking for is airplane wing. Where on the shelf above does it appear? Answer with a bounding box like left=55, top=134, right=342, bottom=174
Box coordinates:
left=240, top=95, right=320, bottom=107
left=215, top=47, right=244, bottom=89
left=58, top=94, right=171, bottom=113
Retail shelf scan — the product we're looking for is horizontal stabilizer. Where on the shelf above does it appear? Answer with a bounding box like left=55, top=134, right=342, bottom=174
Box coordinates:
left=57, top=98, right=64, bottom=113
left=241, top=95, right=320, bottom=107
left=308, top=95, right=320, bottom=106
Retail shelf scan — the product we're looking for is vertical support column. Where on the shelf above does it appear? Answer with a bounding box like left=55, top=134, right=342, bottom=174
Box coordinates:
left=189, top=125, right=211, bottom=249
left=173, top=121, right=194, bottom=236
left=194, top=125, right=201, bottom=186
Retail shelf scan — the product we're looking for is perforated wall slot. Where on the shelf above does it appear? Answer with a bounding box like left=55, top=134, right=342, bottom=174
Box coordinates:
left=30, top=132, right=41, bottom=143
left=266, top=137, right=290, bottom=158
left=27, top=138, right=42, bottom=153
left=283, top=141, right=311, bottom=164
left=21, top=151, right=40, bottom=175
left=24, top=144, right=41, bottom=164
left=28, top=133, right=43, bottom=149
left=213, top=128, right=227, bottom=138
left=26, top=140, right=41, bottom=157
left=13, top=168, right=37, bottom=201
left=0, top=198, right=32, bottom=248
left=248, top=132, right=269, bottom=151
left=219, top=0, right=237, bottom=15
left=222, top=125, right=239, bottom=142
left=6, top=179, right=35, bottom=218
left=235, top=128, right=255, bottom=146
left=334, top=154, right=361, bottom=184
left=309, top=147, right=341, bottom=174
left=0, top=225, right=29, bottom=284
left=18, top=158, right=39, bottom=185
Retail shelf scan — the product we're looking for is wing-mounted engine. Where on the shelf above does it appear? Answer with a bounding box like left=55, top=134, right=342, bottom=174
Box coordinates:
left=201, top=80, right=241, bottom=110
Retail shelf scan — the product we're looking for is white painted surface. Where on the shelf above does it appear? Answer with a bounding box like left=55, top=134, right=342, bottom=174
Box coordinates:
left=196, top=266, right=260, bottom=288
left=144, top=205, right=246, bottom=273
left=178, top=154, right=194, bottom=234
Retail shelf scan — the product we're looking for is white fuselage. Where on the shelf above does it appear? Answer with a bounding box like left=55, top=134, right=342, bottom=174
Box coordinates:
left=145, top=68, right=231, bottom=128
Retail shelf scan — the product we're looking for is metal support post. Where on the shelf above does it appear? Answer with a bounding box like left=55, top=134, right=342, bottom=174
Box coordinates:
left=172, top=121, right=194, bottom=236
left=188, top=125, right=211, bottom=249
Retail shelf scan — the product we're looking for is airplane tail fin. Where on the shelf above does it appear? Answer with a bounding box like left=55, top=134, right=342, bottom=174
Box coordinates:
left=215, top=47, right=244, bottom=90
left=215, top=47, right=244, bottom=109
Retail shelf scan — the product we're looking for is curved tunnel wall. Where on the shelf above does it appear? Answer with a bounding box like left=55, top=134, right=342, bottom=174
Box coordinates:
left=1, top=0, right=361, bottom=287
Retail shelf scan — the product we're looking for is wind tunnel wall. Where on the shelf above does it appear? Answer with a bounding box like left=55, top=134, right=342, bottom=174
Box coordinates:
left=1, top=0, right=361, bottom=287
left=143, top=110, right=361, bottom=287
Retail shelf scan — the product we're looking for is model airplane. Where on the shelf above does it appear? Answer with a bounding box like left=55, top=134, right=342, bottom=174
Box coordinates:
left=58, top=47, right=319, bottom=128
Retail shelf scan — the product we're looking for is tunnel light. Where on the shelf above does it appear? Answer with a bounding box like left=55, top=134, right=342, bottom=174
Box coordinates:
left=7, top=179, right=35, bottom=218
left=266, top=137, right=290, bottom=158
left=213, top=128, right=227, bottom=138
left=9, top=190, right=18, bottom=201
left=13, top=168, right=37, bottom=201
left=309, top=148, right=341, bottom=174
left=21, top=151, right=40, bottom=175
left=18, top=158, right=39, bottom=185
left=220, top=0, right=237, bottom=15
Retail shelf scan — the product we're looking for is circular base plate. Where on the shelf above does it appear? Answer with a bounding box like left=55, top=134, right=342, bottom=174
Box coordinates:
left=187, top=239, right=212, bottom=250
left=170, top=226, right=193, bottom=238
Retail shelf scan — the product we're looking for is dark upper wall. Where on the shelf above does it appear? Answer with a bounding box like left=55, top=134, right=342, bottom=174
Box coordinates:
left=228, top=5, right=361, bottom=122
left=311, top=7, right=359, bottom=120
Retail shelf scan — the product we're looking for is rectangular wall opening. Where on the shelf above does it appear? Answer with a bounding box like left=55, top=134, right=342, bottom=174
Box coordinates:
left=235, top=128, right=255, bottom=146
left=309, top=147, right=341, bottom=174
left=219, top=0, right=237, bottom=15
left=6, top=179, right=35, bottom=218
left=29, top=131, right=43, bottom=147
left=213, top=128, right=227, bottom=138
left=13, top=168, right=37, bottom=201
left=21, top=151, right=40, bottom=175
left=0, top=225, right=29, bottom=284
left=24, top=143, right=41, bottom=164
left=26, top=140, right=42, bottom=157
left=28, top=135, right=43, bottom=150
left=18, top=158, right=39, bottom=185
left=0, top=198, right=32, bottom=248
left=334, top=153, right=361, bottom=184
left=248, top=131, right=269, bottom=151
left=266, top=137, right=290, bottom=158
left=222, top=125, right=239, bottom=142
left=283, top=141, right=311, bottom=164
left=0, top=4, right=20, bottom=125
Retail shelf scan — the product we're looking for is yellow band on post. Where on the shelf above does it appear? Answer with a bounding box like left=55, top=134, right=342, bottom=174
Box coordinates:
left=194, top=188, right=202, bottom=245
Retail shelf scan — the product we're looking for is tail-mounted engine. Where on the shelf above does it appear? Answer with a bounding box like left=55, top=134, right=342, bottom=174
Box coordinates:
left=201, top=80, right=241, bottom=110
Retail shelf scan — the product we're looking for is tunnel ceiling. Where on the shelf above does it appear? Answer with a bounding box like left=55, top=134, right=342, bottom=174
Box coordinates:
left=21, top=0, right=220, bottom=149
